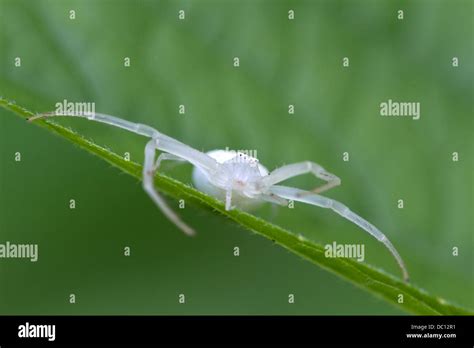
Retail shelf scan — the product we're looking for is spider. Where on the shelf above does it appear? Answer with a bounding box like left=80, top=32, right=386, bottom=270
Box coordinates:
left=29, top=111, right=409, bottom=282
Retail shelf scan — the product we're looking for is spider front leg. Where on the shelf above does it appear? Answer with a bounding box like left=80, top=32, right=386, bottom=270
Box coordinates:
left=153, top=153, right=185, bottom=171
left=268, top=185, right=409, bottom=282
left=143, top=139, right=195, bottom=236
left=225, top=189, right=233, bottom=210
left=262, top=161, right=341, bottom=194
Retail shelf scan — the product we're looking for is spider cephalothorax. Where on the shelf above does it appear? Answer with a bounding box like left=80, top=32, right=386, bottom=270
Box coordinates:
left=193, top=150, right=268, bottom=210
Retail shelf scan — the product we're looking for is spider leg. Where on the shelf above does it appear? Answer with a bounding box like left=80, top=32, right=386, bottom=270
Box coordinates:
left=143, top=139, right=195, bottom=236
left=268, top=185, right=409, bottom=282
left=262, top=161, right=341, bottom=194
left=31, top=111, right=220, bottom=236
left=153, top=153, right=186, bottom=171
left=225, top=189, right=233, bottom=210
left=260, top=193, right=288, bottom=206
left=30, top=111, right=219, bottom=173
left=30, top=111, right=161, bottom=138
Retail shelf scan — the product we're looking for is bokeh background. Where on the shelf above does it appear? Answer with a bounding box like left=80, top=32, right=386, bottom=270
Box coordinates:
left=0, top=0, right=472, bottom=314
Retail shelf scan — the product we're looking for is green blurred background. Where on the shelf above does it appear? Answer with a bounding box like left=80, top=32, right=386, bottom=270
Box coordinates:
left=0, top=0, right=472, bottom=314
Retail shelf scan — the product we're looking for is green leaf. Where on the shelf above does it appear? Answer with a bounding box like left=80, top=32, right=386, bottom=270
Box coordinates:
left=1, top=96, right=472, bottom=315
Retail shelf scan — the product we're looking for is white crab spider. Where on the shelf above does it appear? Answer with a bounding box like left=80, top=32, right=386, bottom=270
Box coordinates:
left=29, top=111, right=409, bottom=281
